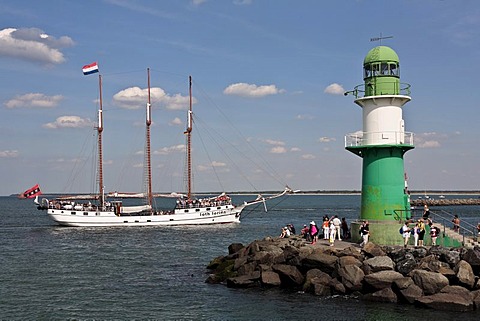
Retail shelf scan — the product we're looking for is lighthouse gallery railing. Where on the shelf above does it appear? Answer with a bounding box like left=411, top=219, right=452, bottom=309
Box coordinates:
left=345, top=131, right=414, bottom=147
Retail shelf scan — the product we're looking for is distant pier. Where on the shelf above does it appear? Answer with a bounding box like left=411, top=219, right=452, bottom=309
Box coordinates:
left=411, top=198, right=480, bottom=206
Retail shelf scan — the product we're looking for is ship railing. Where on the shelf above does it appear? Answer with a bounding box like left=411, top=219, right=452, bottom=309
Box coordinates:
left=345, top=131, right=414, bottom=147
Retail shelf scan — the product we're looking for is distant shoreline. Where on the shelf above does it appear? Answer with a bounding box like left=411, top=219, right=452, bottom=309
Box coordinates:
left=8, top=190, right=480, bottom=197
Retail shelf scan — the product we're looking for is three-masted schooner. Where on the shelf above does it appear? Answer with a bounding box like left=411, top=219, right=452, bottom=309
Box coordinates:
left=36, top=69, right=292, bottom=227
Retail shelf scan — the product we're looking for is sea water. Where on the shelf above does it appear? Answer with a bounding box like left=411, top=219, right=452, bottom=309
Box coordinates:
left=1, top=194, right=479, bottom=320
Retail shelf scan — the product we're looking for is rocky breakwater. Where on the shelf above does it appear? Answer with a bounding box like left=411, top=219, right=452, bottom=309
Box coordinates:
left=206, top=236, right=480, bottom=312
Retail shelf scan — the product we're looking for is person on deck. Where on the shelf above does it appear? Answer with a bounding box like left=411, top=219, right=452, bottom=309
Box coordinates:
left=430, top=225, right=439, bottom=246
left=452, top=215, right=460, bottom=233
left=422, top=204, right=430, bottom=219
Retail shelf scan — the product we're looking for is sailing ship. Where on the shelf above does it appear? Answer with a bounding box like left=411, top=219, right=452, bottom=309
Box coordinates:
left=35, top=70, right=292, bottom=227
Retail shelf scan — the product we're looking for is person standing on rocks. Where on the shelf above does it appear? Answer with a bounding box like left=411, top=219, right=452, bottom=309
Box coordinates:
left=341, top=217, right=350, bottom=239
left=418, top=219, right=426, bottom=246
left=309, top=221, right=318, bottom=244
left=329, top=219, right=336, bottom=247
left=322, top=217, right=330, bottom=240
left=359, top=220, right=369, bottom=247
left=413, top=221, right=420, bottom=246
left=332, top=215, right=342, bottom=241
left=401, top=221, right=411, bottom=248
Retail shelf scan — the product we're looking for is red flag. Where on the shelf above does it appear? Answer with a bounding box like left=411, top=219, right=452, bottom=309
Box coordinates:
left=21, top=184, right=42, bottom=199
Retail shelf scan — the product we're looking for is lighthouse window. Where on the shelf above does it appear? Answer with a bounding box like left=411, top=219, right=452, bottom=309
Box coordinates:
left=389, top=63, right=399, bottom=76
left=364, top=65, right=372, bottom=78
left=381, top=63, right=389, bottom=75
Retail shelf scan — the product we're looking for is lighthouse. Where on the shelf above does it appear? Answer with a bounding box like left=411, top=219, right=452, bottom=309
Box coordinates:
left=345, top=45, right=414, bottom=244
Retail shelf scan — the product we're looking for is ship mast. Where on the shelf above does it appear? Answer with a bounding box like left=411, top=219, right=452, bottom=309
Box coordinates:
left=146, top=68, right=153, bottom=207
left=97, top=74, right=104, bottom=207
left=185, top=76, right=193, bottom=200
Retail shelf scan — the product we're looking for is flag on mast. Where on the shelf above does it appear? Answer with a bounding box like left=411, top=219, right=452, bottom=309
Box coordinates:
left=82, top=62, right=99, bottom=75
left=21, top=184, right=42, bottom=199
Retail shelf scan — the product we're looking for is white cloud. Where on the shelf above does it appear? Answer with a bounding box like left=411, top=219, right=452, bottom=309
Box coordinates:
left=154, top=144, right=186, bottom=155
left=211, top=161, right=227, bottom=167
left=264, top=139, right=285, bottom=146
left=43, top=116, right=94, bottom=129
left=270, top=146, right=287, bottom=154
left=0, top=28, right=74, bottom=65
left=417, top=140, right=441, bottom=148
left=233, top=0, right=253, bottom=5
left=191, top=0, right=207, bottom=5
left=0, top=150, right=19, bottom=158
left=324, top=83, right=345, bottom=95
left=296, top=114, right=314, bottom=120
left=113, top=87, right=193, bottom=110
left=224, top=82, right=284, bottom=98
left=318, top=137, right=336, bottom=143
left=5, top=93, right=63, bottom=108
left=290, top=147, right=301, bottom=152
left=169, top=117, right=183, bottom=126
left=301, top=154, right=316, bottom=160
left=415, top=132, right=443, bottom=148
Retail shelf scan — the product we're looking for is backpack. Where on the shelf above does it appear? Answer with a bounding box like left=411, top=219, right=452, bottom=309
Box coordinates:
left=399, top=227, right=403, bottom=235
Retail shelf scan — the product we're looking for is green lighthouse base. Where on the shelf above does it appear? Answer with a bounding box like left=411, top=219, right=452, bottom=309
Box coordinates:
left=351, top=220, right=405, bottom=246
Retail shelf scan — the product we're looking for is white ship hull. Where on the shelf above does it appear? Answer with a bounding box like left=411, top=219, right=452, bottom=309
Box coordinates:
left=47, top=204, right=243, bottom=227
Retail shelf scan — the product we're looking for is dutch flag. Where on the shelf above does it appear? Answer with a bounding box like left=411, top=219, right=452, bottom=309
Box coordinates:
left=82, top=62, right=99, bottom=75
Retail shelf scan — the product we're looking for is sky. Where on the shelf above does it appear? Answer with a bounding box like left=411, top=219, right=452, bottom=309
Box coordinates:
left=1, top=0, right=480, bottom=196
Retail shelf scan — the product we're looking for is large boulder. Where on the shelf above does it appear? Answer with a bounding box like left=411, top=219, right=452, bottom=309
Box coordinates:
left=283, top=246, right=301, bottom=266
left=337, top=255, right=362, bottom=269
left=337, top=246, right=363, bottom=260
left=329, top=278, right=346, bottom=295
left=442, top=250, right=461, bottom=267
left=409, top=247, right=428, bottom=260
left=462, top=246, right=480, bottom=275
left=272, top=264, right=304, bottom=287
left=337, top=264, right=364, bottom=292
left=440, top=285, right=474, bottom=300
left=301, top=252, right=338, bottom=274
left=473, top=289, right=480, bottom=310
left=396, top=257, right=417, bottom=275
left=454, top=260, right=475, bottom=289
left=363, top=256, right=395, bottom=274
left=362, top=242, right=386, bottom=258
left=411, top=269, right=449, bottom=295
left=260, top=271, right=281, bottom=287
left=226, top=271, right=260, bottom=288
left=303, top=269, right=331, bottom=292
left=363, top=270, right=404, bottom=291
left=392, top=278, right=423, bottom=304
left=415, top=293, right=474, bottom=312
left=363, top=287, right=398, bottom=303
left=228, top=243, right=244, bottom=255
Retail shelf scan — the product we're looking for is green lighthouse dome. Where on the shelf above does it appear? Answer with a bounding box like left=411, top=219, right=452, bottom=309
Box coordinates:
left=364, top=46, right=399, bottom=64
left=363, top=46, right=401, bottom=96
